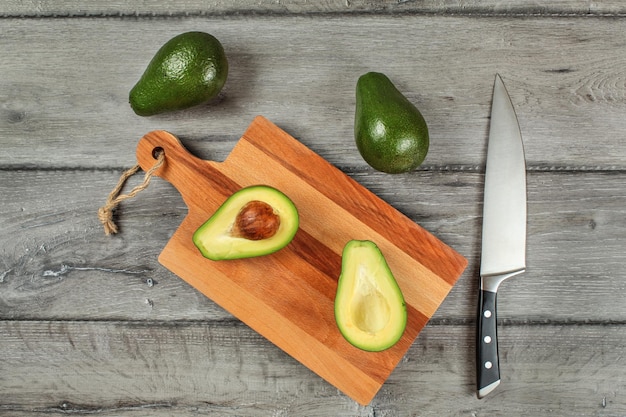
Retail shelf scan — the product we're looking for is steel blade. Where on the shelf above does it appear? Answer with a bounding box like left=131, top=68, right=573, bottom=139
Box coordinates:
left=480, top=74, right=527, bottom=279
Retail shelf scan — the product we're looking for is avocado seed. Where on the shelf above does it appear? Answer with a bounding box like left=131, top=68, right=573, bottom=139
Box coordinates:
left=232, top=200, right=280, bottom=240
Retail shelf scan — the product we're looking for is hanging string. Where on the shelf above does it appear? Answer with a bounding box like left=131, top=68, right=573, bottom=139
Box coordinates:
left=98, top=150, right=165, bottom=235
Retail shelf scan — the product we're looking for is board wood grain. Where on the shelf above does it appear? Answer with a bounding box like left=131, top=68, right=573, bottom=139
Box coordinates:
left=135, top=116, right=467, bottom=404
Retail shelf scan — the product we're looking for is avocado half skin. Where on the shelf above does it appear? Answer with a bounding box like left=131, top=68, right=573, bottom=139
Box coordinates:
left=192, top=185, right=299, bottom=261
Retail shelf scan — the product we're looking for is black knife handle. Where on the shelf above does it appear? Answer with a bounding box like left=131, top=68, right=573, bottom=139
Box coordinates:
left=477, top=289, right=500, bottom=398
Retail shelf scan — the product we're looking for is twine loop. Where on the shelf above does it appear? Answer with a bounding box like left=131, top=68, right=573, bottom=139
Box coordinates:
left=98, top=150, right=165, bottom=235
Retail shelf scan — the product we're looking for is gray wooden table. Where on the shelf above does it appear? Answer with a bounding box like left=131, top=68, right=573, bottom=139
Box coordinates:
left=2, top=2, right=625, bottom=415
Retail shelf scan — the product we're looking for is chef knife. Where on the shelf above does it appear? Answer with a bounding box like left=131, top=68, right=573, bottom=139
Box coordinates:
left=477, top=74, right=527, bottom=398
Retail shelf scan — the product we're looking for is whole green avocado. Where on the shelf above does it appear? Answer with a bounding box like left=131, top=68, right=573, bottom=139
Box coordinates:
left=129, top=31, right=228, bottom=116
left=355, top=72, right=429, bottom=174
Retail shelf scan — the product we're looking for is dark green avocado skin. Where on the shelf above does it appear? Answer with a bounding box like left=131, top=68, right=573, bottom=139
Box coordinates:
left=355, top=72, right=429, bottom=174
left=129, top=31, right=228, bottom=117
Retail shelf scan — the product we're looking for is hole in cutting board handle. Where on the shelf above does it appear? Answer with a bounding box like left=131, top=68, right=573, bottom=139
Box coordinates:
left=152, top=147, right=164, bottom=160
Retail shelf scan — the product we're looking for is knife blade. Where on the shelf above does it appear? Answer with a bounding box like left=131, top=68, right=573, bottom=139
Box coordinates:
left=477, top=74, right=527, bottom=398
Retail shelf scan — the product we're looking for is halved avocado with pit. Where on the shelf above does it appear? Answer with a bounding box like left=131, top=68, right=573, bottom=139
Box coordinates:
left=334, top=240, right=407, bottom=352
left=193, top=185, right=299, bottom=260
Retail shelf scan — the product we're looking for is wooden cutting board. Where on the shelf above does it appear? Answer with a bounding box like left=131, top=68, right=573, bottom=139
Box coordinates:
left=136, top=116, right=467, bottom=405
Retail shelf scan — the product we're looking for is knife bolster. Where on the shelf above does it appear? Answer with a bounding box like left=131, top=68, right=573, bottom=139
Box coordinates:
left=480, top=269, right=525, bottom=293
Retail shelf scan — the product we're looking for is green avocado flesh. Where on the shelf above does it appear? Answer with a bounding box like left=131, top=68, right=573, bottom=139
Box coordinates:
left=355, top=72, right=429, bottom=174
left=334, top=240, right=407, bottom=352
left=193, top=185, right=299, bottom=261
left=129, top=31, right=229, bottom=116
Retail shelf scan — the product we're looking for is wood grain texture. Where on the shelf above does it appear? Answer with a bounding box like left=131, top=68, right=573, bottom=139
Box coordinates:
left=133, top=118, right=466, bottom=404
left=1, top=169, right=625, bottom=412
left=1, top=169, right=625, bottom=323
left=2, top=4, right=626, bottom=415
left=2, top=320, right=625, bottom=416
left=2, top=16, right=626, bottom=169
left=2, top=0, right=626, bottom=16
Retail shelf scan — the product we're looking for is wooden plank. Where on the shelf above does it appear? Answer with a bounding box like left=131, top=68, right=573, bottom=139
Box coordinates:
left=2, top=0, right=626, bottom=16
left=1, top=320, right=625, bottom=416
left=1, top=168, right=624, bottom=322
left=1, top=16, right=626, bottom=169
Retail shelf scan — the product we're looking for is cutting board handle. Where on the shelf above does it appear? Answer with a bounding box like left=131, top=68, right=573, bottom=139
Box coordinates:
left=135, top=130, right=234, bottom=213
left=136, top=130, right=195, bottom=191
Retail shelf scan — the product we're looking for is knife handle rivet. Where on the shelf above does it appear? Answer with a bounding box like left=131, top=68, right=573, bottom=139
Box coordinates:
left=484, top=361, right=493, bottom=369
left=483, top=310, right=492, bottom=318
left=484, top=336, right=492, bottom=343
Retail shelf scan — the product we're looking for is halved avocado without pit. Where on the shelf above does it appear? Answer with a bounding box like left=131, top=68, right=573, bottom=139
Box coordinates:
left=193, top=185, right=299, bottom=261
left=334, top=240, right=407, bottom=352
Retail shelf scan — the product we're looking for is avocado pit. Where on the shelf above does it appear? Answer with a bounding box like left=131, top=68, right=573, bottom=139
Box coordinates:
left=232, top=200, right=280, bottom=240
